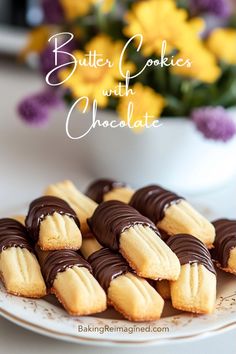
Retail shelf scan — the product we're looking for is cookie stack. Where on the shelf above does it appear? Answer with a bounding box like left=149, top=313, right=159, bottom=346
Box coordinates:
left=85, top=179, right=217, bottom=315
left=0, top=179, right=235, bottom=322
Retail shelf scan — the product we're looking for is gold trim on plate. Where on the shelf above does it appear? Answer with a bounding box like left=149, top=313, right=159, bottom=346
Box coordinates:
left=0, top=307, right=236, bottom=346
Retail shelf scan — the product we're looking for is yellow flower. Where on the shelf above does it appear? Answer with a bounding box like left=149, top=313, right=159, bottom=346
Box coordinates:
left=171, top=44, right=221, bottom=83
left=70, top=26, right=85, bottom=40
left=189, top=17, right=205, bottom=36
left=117, top=83, right=165, bottom=131
left=20, top=26, right=50, bottom=59
left=60, top=0, right=93, bottom=20
left=60, top=35, right=135, bottom=108
left=124, top=0, right=199, bottom=56
left=207, top=28, right=236, bottom=65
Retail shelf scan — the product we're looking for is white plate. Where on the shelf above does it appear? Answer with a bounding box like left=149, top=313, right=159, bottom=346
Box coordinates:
left=0, top=204, right=236, bottom=347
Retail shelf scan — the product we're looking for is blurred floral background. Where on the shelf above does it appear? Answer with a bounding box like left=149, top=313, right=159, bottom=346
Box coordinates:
left=13, top=0, right=236, bottom=141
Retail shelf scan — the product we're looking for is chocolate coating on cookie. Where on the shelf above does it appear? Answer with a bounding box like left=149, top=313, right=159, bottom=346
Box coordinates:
left=26, top=196, right=80, bottom=242
left=85, top=179, right=126, bottom=203
left=88, top=200, right=160, bottom=251
left=0, top=218, right=33, bottom=252
left=129, top=185, right=183, bottom=223
left=166, top=234, right=216, bottom=275
left=88, top=248, right=131, bottom=291
left=212, top=219, right=236, bottom=268
left=41, top=250, right=92, bottom=288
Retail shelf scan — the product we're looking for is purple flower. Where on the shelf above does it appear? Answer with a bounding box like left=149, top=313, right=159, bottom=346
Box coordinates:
left=18, top=97, right=49, bottom=126
left=191, top=106, right=236, bottom=142
left=41, top=0, right=64, bottom=24
left=190, top=0, right=232, bottom=18
left=17, top=89, right=62, bottom=126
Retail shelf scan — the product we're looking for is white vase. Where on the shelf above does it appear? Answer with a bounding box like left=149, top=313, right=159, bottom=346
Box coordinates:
left=77, top=109, right=236, bottom=195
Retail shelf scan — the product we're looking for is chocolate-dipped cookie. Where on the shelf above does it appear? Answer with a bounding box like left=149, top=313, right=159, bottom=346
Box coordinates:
left=37, top=249, right=106, bottom=316
left=88, top=248, right=131, bottom=291
left=85, top=179, right=134, bottom=204
left=0, top=218, right=46, bottom=298
left=81, top=237, right=164, bottom=322
left=212, top=219, right=236, bottom=274
left=88, top=200, right=180, bottom=280
left=166, top=234, right=216, bottom=314
left=45, top=180, right=97, bottom=236
left=130, top=185, right=215, bottom=248
left=26, top=196, right=82, bottom=250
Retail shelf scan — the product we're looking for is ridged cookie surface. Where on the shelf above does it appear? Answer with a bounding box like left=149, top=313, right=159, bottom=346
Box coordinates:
left=87, top=247, right=164, bottom=321
left=0, top=218, right=46, bottom=298
left=45, top=180, right=97, bottom=235
left=130, top=185, right=215, bottom=247
left=88, top=201, right=180, bottom=280
left=26, top=196, right=82, bottom=250
left=166, top=234, right=216, bottom=314
left=39, top=249, right=107, bottom=315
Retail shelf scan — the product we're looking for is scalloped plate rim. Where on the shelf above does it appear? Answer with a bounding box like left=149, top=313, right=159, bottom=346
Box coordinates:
left=0, top=204, right=236, bottom=347
left=1, top=303, right=236, bottom=347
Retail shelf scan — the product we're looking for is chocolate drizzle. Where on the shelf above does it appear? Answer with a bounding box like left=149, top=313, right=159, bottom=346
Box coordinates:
left=88, top=248, right=131, bottom=291
left=85, top=179, right=126, bottom=203
left=166, top=234, right=216, bottom=275
left=25, top=196, right=80, bottom=242
left=0, top=218, right=33, bottom=252
left=40, top=250, right=92, bottom=288
left=129, top=185, right=183, bottom=223
left=88, top=200, right=160, bottom=251
left=212, top=219, right=236, bottom=268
